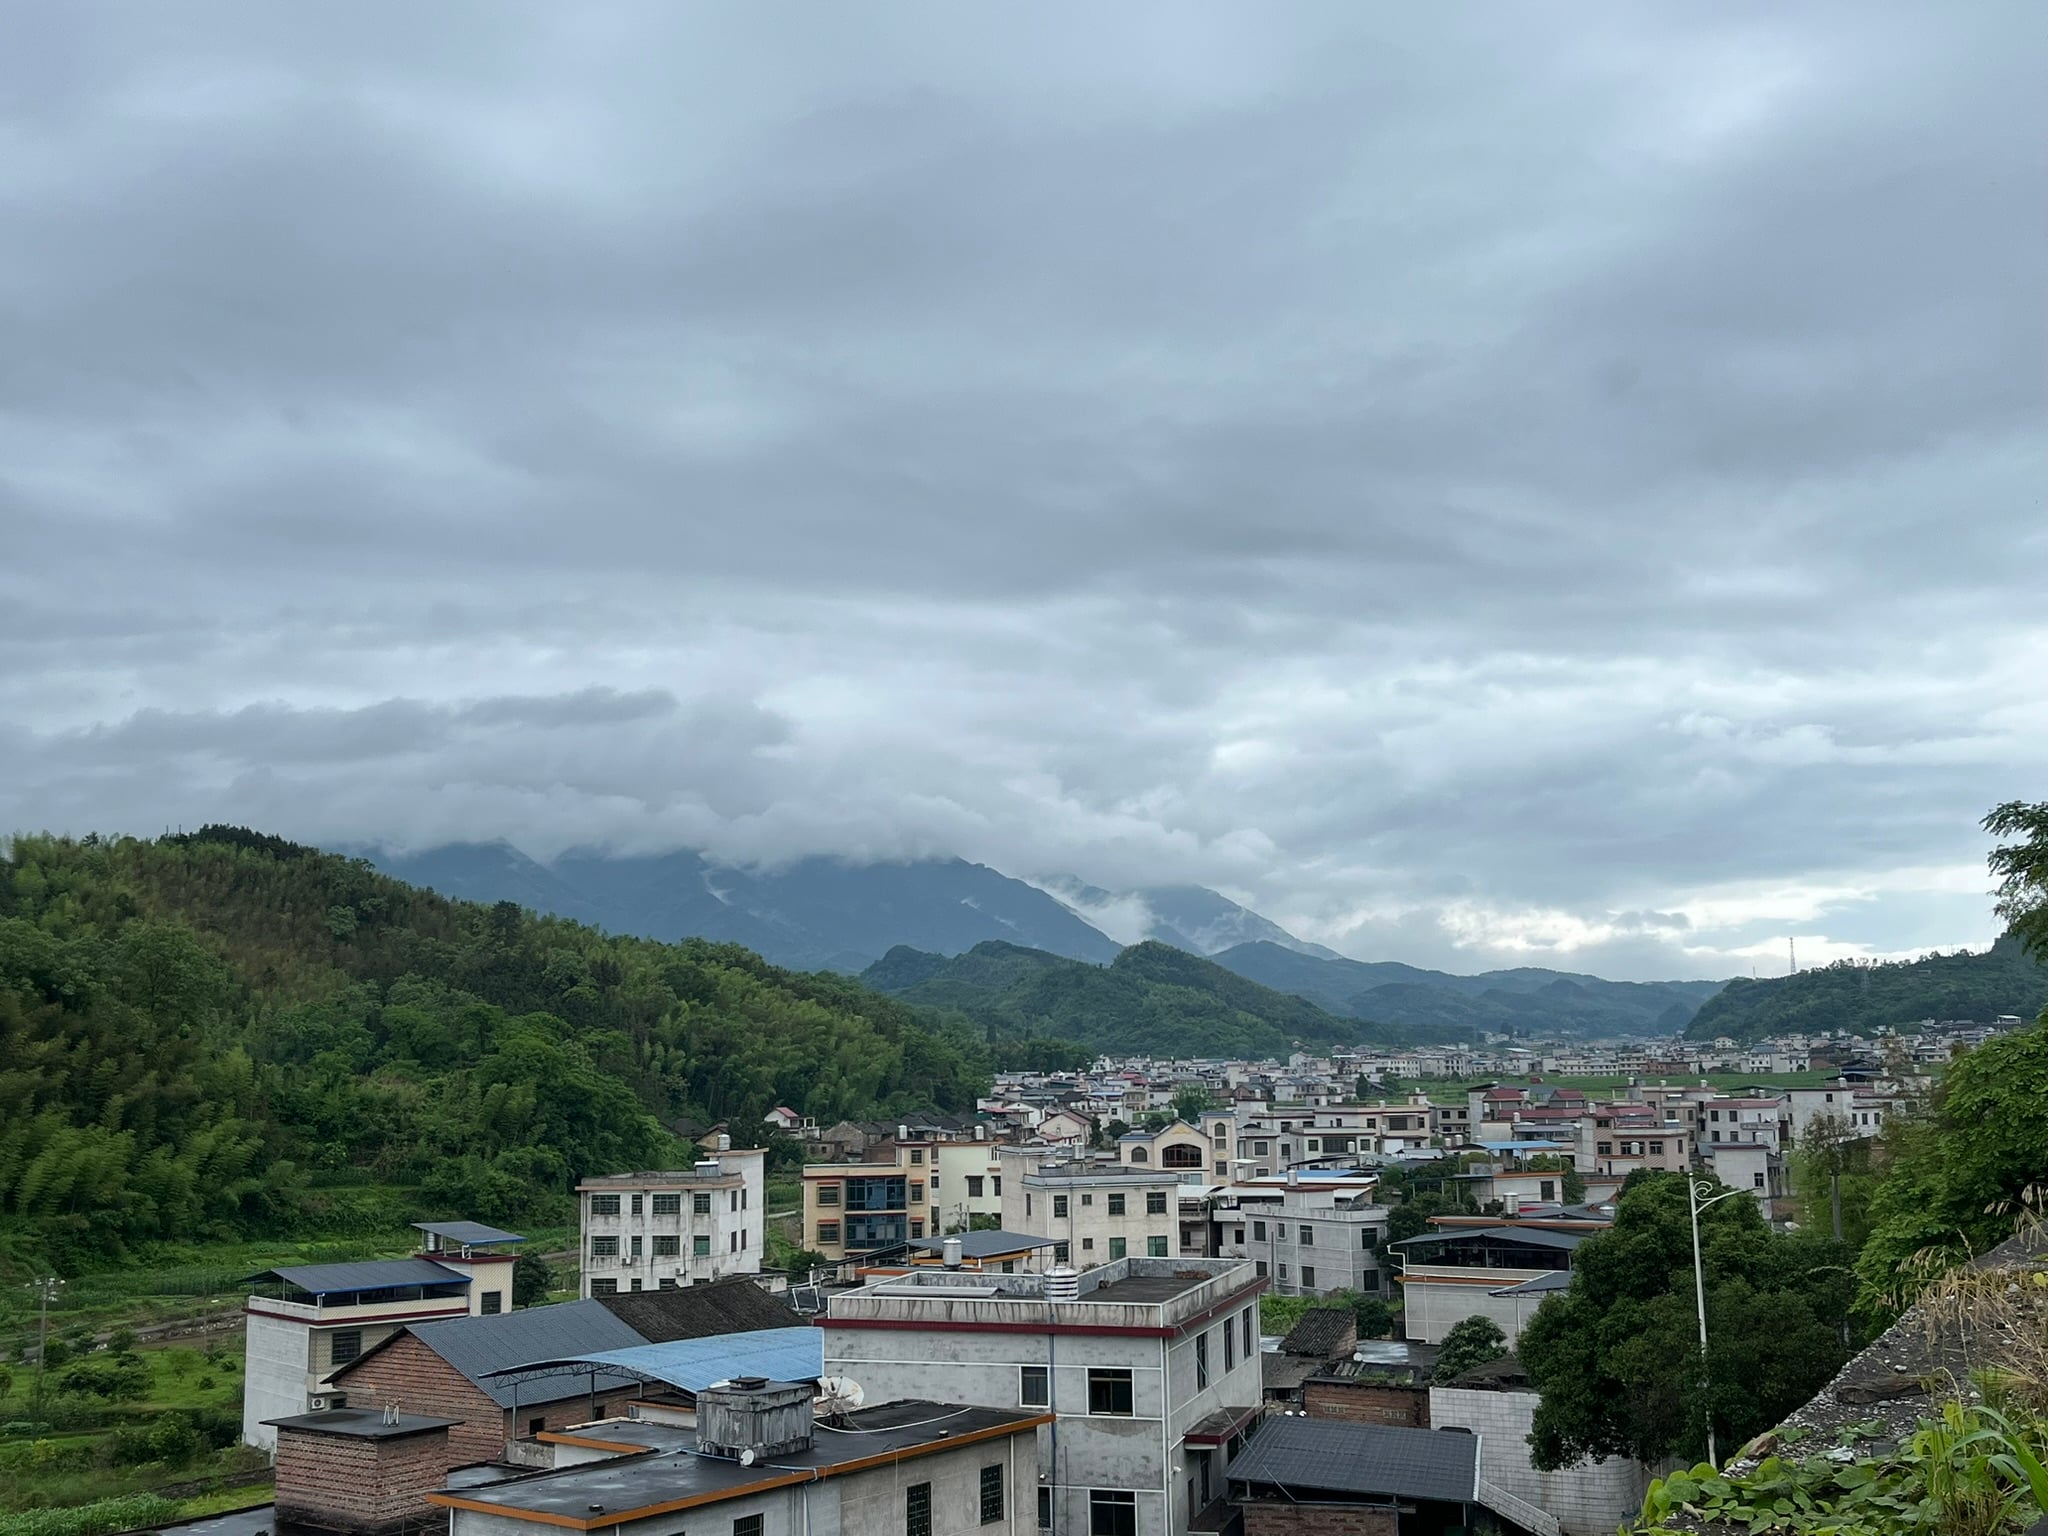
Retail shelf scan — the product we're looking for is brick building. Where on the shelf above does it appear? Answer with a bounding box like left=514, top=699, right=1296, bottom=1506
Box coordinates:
left=1223, top=1417, right=1480, bottom=1536
left=266, top=1406, right=458, bottom=1535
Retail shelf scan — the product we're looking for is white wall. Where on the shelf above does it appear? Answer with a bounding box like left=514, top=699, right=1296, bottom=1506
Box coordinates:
left=241, top=1310, right=309, bottom=1451
left=1430, top=1386, right=1653, bottom=1536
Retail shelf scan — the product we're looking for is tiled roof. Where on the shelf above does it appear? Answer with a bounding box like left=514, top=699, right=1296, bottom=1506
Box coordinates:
left=1278, top=1306, right=1356, bottom=1359
left=331, top=1298, right=648, bottom=1409
left=594, top=1275, right=799, bottom=1343
left=1224, top=1416, right=1478, bottom=1504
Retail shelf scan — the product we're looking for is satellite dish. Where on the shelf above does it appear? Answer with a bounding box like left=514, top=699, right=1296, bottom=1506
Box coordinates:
left=815, top=1375, right=867, bottom=1415
left=739, top=1448, right=758, bottom=1467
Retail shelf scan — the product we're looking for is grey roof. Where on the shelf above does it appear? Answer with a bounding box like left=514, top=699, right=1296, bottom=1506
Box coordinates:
left=1278, top=1306, right=1356, bottom=1358
left=413, top=1220, right=524, bottom=1246
left=262, top=1406, right=458, bottom=1440
left=1225, top=1417, right=1479, bottom=1505
left=907, top=1230, right=1058, bottom=1258
left=333, top=1298, right=648, bottom=1408
left=594, top=1275, right=800, bottom=1342
left=250, top=1257, right=470, bottom=1294
left=1391, top=1225, right=1586, bottom=1251
left=1490, top=1270, right=1574, bottom=1297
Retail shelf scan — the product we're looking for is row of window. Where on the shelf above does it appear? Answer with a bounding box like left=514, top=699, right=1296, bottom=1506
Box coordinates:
left=1016, top=1306, right=1256, bottom=1413
left=1040, top=1235, right=1170, bottom=1263
left=589, top=1190, right=746, bottom=1217
left=1253, top=1260, right=1319, bottom=1287
left=591, top=1233, right=720, bottom=1259
left=1033, top=1190, right=1170, bottom=1218
left=1595, top=1140, right=1667, bottom=1156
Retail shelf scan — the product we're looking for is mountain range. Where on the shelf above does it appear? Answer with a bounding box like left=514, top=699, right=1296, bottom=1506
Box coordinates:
left=362, top=841, right=1728, bottom=1037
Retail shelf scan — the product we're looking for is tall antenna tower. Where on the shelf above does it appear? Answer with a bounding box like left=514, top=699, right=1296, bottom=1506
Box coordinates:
left=1788, top=937, right=1797, bottom=976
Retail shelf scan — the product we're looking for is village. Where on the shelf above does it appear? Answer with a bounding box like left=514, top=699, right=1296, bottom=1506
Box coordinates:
left=144, top=1013, right=2021, bottom=1536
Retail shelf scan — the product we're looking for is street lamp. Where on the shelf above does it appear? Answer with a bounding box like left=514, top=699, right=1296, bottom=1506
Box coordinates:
left=1689, top=1177, right=1744, bottom=1467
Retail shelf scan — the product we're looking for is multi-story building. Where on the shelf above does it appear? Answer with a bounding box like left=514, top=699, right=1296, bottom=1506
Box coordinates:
left=577, top=1150, right=767, bottom=1296
left=1574, top=1107, right=1692, bottom=1178
left=242, top=1221, right=523, bottom=1450
left=933, top=1138, right=1007, bottom=1233
left=1000, top=1151, right=1185, bottom=1265
left=1393, top=1221, right=1590, bottom=1346
left=1215, top=1173, right=1389, bottom=1298
left=822, top=1256, right=1268, bottom=1536
left=1700, top=1096, right=1788, bottom=1151
left=802, top=1141, right=944, bottom=1262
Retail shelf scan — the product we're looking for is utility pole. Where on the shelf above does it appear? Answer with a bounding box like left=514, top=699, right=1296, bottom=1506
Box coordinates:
left=1688, top=1179, right=1743, bottom=1467
left=28, top=1277, right=61, bottom=1440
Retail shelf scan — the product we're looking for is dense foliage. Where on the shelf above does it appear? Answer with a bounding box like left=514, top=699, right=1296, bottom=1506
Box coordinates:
left=0, top=829, right=990, bottom=1270
left=1685, top=935, right=2047, bottom=1044
left=1521, top=1172, right=1856, bottom=1469
left=1432, top=1315, right=1508, bottom=1383
left=863, top=938, right=1432, bottom=1057
left=1854, top=1017, right=2048, bottom=1309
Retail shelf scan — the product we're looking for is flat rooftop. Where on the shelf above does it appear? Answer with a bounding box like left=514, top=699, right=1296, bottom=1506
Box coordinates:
left=431, top=1402, right=1044, bottom=1528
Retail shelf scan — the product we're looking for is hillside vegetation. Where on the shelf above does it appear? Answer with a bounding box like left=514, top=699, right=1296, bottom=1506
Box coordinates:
left=1684, top=935, right=2048, bottom=1044
left=863, top=939, right=1438, bottom=1057
left=0, top=829, right=988, bottom=1272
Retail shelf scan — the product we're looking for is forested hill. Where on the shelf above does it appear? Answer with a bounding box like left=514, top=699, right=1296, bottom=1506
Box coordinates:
left=862, top=939, right=1443, bottom=1058
left=0, top=829, right=989, bottom=1270
left=1683, top=934, right=2048, bottom=1044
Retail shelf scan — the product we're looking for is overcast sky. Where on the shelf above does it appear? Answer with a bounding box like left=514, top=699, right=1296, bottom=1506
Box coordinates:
left=3, top=3, right=2043, bottom=981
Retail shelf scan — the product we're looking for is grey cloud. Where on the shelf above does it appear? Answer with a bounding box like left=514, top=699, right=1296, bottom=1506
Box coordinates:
left=1, top=1, right=2041, bottom=980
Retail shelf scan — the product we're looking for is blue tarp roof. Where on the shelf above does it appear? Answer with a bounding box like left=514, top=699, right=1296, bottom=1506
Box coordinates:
left=482, top=1326, right=823, bottom=1397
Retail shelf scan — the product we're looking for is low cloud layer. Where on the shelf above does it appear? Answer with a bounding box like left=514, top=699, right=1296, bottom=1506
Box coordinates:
left=3, top=3, right=2042, bottom=981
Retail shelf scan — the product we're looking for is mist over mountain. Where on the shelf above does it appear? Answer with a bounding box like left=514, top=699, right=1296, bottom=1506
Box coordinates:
left=362, top=841, right=1728, bottom=1038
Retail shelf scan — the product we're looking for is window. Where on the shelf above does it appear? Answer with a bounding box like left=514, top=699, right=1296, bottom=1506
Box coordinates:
left=910, top=1181, right=925, bottom=1204
left=1242, top=1307, right=1253, bottom=1355
left=1252, top=1220, right=1267, bottom=1242
left=1214, top=1160, right=1227, bottom=1175
left=1597, top=1141, right=1613, bottom=1155
left=1301, top=1265, right=1316, bottom=1288
left=694, top=1192, right=712, bottom=1215
left=912, top=1221, right=926, bottom=1240
left=631, top=1193, right=643, bottom=1216
left=1651, top=1141, right=1666, bottom=1155
left=1163, top=1145, right=1203, bottom=1169
left=589, top=1194, right=620, bottom=1216
left=1297, top=1224, right=1313, bottom=1246
left=1054, top=1242, right=1070, bottom=1263
left=992, top=1177, right=1001, bottom=1196
left=1109, top=1237, right=1126, bottom=1260
left=1278, top=1263, right=1289, bottom=1280
left=1753, top=1171, right=1766, bottom=1189
left=1081, top=1192, right=1094, bottom=1207
left=1039, top=1489, right=1053, bottom=1530
left=1255, top=1260, right=1268, bottom=1277
left=906, top=1481, right=932, bottom=1536
left=1306, top=1138, right=1320, bottom=1152
left=697, top=1234, right=715, bottom=1255
left=736, top=1517, right=765, bottom=1536
left=1362, top=1230, right=1376, bottom=1249
left=1020, top=1365, right=1049, bottom=1406
left=1130, top=1147, right=1149, bottom=1163
left=654, top=1234, right=681, bottom=1257
left=817, top=1184, right=841, bottom=1207
left=1146, top=1191, right=1167, bottom=1215
left=1087, top=1369, right=1133, bottom=1415
left=630, top=1278, right=643, bottom=1292
left=930, top=1174, right=939, bottom=1189
left=653, top=1191, right=681, bottom=1216
left=981, top=1464, right=1005, bottom=1524
left=1195, top=1330, right=1209, bottom=1389
left=329, top=1329, right=362, bottom=1365
left=591, top=1235, right=619, bottom=1258
left=1107, top=1192, right=1126, bottom=1216
left=910, top=1148, right=925, bottom=1164
left=1147, top=1236, right=1168, bottom=1257
left=480, top=1291, right=502, bottom=1315
left=590, top=1278, right=619, bottom=1295
left=630, top=1235, right=643, bottom=1260
left=1090, top=1491, right=1137, bottom=1536
left=1255, top=1141, right=1270, bottom=1156
left=1053, top=1194, right=1070, bottom=1219
left=1224, top=1315, right=1236, bottom=1371
left=1081, top=1237, right=1094, bottom=1251
left=659, top=1277, right=678, bottom=1290
left=968, top=1176, right=985, bottom=1198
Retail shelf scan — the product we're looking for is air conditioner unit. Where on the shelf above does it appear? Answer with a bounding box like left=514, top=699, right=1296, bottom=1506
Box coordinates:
left=309, top=1391, right=347, bottom=1412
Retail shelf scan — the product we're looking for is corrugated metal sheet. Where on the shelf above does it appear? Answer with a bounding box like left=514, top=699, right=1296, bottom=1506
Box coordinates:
left=410, top=1299, right=649, bottom=1409
left=484, top=1326, right=823, bottom=1397
left=253, top=1258, right=472, bottom=1294
left=412, top=1220, right=524, bottom=1246
left=1225, top=1417, right=1478, bottom=1504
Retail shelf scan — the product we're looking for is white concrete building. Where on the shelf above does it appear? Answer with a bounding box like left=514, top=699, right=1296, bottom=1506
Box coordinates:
left=999, top=1151, right=1183, bottom=1266
left=578, top=1151, right=767, bottom=1296
left=823, top=1256, right=1267, bottom=1536
left=933, top=1139, right=1007, bottom=1233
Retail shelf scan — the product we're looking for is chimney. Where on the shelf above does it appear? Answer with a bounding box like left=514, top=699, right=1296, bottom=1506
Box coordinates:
left=942, top=1236, right=964, bottom=1269
left=696, top=1378, right=815, bottom=1461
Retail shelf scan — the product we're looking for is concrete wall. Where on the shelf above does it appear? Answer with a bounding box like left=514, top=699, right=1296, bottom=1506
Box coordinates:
left=1400, top=1277, right=1535, bottom=1346
left=1429, top=1386, right=1651, bottom=1536
left=445, top=1431, right=1041, bottom=1536
left=243, top=1308, right=312, bottom=1450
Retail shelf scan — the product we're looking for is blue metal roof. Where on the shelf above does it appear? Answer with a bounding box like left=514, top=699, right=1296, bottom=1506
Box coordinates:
left=412, top=1220, right=524, bottom=1247
left=482, top=1326, right=822, bottom=1397
left=250, top=1258, right=470, bottom=1294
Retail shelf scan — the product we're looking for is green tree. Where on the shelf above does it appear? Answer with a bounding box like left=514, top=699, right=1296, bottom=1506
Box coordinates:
left=1525, top=1153, right=1586, bottom=1205
left=1352, top=1297, right=1394, bottom=1340
left=1386, top=1201, right=1432, bottom=1245
left=1172, top=1085, right=1218, bottom=1123
left=1433, top=1315, right=1507, bottom=1382
left=512, top=1253, right=552, bottom=1308
left=1854, top=1018, right=2048, bottom=1310
left=1986, top=799, right=2048, bottom=960
left=1790, top=1113, right=1877, bottom=1247
left=1520, top=1172, right=1853, bottom=1469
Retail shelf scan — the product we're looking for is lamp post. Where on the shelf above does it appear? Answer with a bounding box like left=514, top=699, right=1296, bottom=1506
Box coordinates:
left=27, top=1277, right=62, bottom=1441
left=1689, top=1177, right=1744, bottom=1468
